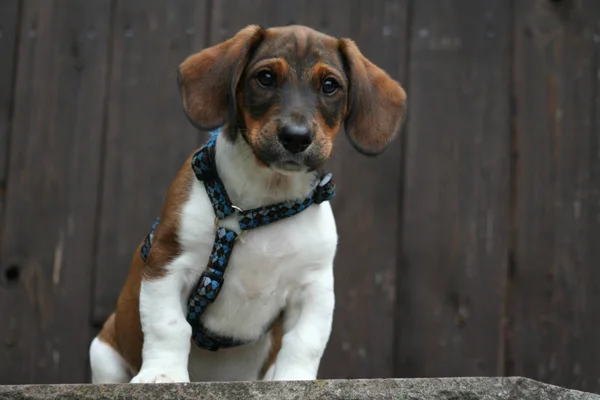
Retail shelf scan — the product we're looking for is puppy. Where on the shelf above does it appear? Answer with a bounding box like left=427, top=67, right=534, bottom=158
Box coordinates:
left=89, top=24, right=406, bottom=383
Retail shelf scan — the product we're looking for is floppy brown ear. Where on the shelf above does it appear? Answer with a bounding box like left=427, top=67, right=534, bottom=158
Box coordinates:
left=339, top=39, right=407, bottom=155
left=178, top=25, right=264, bottom=130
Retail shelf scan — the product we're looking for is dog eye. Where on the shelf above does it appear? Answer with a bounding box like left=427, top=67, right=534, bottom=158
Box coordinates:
left=257, top=70, right=275, bottom=87
left=321, top=78, right=340, bottom=95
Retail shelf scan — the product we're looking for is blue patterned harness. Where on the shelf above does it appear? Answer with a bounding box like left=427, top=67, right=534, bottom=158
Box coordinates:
left=140, top=129, right=335, bottom=351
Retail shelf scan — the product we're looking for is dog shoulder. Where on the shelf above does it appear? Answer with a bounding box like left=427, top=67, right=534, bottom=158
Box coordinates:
left=295, top=200, right=338, bottom=255
left=144, top=152, right=199, bottom=279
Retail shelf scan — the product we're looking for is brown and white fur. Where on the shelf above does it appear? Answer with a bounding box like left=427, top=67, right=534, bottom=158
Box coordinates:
left=89, top=24, right=406, bottom=383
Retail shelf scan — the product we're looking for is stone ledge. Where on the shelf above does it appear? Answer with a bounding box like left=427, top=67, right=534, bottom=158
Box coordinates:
left=0, top=377, right=598, bottom=400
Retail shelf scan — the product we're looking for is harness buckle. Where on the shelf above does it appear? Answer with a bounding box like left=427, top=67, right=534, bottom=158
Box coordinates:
left=231, top=205, right=246, bottom=241
left=313, top=172, right=335, bottom=204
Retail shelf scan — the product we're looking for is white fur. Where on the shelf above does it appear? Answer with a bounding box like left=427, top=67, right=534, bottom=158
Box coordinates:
left=89, top=337, right=132, bottom=383
left=127, top=132, right=338, bottom=383
left=130, top=271, right=192, bottom=383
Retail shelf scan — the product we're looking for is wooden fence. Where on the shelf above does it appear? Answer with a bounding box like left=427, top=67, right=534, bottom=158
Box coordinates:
left=0, top=0, right=599, bottom=394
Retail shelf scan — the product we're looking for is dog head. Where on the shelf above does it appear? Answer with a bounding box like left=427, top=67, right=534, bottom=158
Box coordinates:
left=178, top=25, right=406, bottom=173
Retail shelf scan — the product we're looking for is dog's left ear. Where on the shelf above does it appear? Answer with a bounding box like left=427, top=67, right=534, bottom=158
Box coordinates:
left=339, top=39, right=407, bottom=156
left=178, top=25, right=265, bottom=130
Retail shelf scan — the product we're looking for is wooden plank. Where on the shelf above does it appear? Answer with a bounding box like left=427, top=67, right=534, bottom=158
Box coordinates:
left=209, top=0, right=351, bottom=43
left=396, top=0, right=511, bottom=377
left=0, top=0, right=20, bottom=223
left=0, top=0, right=112, bottom=384
left=92, top=0, right=209, bottom=324
left=317, top=1, right=408, bottom=379
left=509, top=0, right=600, bottom=392
left=209, top=0, right=408, bottom=378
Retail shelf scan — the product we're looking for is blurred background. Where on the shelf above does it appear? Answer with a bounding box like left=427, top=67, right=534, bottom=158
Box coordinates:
left=0, top=0, right=599, bottom=394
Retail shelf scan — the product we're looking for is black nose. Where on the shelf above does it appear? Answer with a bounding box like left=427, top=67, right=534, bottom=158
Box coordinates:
left=278, top=125, right=313, bottom=154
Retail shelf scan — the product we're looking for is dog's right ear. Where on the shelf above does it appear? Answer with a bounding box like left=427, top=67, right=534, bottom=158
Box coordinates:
left=178, top=25, right=264, bottom=130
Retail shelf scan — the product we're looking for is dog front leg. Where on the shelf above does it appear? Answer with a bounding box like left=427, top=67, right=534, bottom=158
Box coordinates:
left=131, top=270, right=191, bottom=383
left=271, top=268, right=335, bottom=381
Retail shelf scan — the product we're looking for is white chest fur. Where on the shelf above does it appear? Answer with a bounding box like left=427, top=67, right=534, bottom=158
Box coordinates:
left=175, top=180, right=336, bottom=380
left=158, top=134, right=339, bottom=381
left=177, top=179, right=337, bottom=338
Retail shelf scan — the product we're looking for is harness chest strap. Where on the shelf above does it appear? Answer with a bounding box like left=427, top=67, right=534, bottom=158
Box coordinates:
left=140, top=130, right=336, bottom=351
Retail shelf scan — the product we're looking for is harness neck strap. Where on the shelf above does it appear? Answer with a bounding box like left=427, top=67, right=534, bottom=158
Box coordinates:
left=191, top=130, right=335, bottom=227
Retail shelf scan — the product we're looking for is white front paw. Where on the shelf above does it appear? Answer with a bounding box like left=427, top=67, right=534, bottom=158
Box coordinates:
left=131, top=367, right=189, bottom=383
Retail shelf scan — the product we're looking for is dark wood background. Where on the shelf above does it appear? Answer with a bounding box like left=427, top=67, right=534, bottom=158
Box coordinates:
left=1, top=0, right=599, bottom=393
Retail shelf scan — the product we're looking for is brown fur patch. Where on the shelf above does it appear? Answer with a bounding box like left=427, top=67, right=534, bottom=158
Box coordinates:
left=144, top=155, right=195, bottom=279
left=98, top=313, right=119, bottom=350
left=311, top=62, right=345, bottom=88
left=242, top=112, right=271, bottom=144
left=316, top=113, right=342, bottom=141
left=294, top=26, right=309, bottom=58
left=260, top=314, right=283, bottom=378
left=238, top=103, right=265, bottom=149
left=251, top=58, right=290, bottom=83
left=267, top=25, right=315, bottom=57
left=113, top=241, right=146, bottom=371
left=311, top=115, right=337, bottom=164
left=236, top=82, right=278, bottom=168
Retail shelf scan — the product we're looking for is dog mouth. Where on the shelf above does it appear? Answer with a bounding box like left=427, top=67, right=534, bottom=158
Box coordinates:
left=251, top=143, right=311, bottom=174
left=271, top=160, right=305, bottom=174
left=247, top=135, right=325, bottom=174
